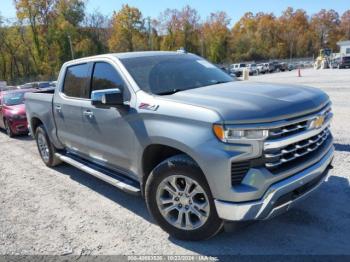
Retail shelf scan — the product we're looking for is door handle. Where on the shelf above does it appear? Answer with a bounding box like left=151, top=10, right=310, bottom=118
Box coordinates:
left=55, top=105, right=62, bottom=113
left=83, top=110, right=94, bottom=118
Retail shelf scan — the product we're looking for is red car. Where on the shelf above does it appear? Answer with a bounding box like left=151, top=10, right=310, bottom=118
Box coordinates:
left=0, top=89, right=35, bottom=137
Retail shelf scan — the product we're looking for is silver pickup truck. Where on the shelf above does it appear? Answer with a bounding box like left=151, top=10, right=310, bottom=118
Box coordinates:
left=25, top=51, right=334, bottom=240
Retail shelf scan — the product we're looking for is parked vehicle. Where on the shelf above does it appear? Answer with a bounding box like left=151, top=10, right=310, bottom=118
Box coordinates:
left=331, top=56, right=350, bottom=69
left=0, top=89, right=35, bottom=137
left=247, top=63, right=258, bottom=75
left=19, top=81, right=55, bottom=90
left=257, top=63, right=267, bottom=74
left=0, top=86, right=16, bottom=92
left=216, top=64, right=231, bottom=74
left=271, top=61, right=286, bottom=72
left=279, top=62, right=288, bottom=71
left=230, top=63, right=246, bottom=77
left=287, top=63, right=295, bottom=71
left=263, top=62, right=275, bottom=73
left=25, top=52, right=334, bottom=240
left=50, top=81, right=58, bottom=87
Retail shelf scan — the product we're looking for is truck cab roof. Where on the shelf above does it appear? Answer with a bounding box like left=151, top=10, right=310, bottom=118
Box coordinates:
left=64, top=51, right=189, bottom=66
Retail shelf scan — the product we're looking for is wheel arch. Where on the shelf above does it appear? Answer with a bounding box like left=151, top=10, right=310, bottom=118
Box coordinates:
left=141, top=143, right=205, bottom=196
left=30, top=116, right=44, bottom=135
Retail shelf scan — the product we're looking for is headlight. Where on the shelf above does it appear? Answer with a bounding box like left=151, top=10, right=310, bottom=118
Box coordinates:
left=213, top=124, right=268, bottom=142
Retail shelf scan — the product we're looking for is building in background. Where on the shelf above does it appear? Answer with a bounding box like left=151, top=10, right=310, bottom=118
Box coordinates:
left=337, top=41, right=350, bottom=56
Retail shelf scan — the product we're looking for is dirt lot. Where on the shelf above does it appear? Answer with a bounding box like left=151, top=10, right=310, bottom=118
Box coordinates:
left=1, top=68, right=350, bottom=256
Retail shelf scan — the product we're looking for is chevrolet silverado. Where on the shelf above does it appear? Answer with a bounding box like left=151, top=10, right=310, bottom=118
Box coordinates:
left=25, top=51, right=334, bottom=240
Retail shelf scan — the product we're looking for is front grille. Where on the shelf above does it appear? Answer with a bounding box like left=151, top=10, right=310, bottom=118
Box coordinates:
left=265, top=126, right=331, bottom=170
left=269, top=107, right=331, bottom=139
left=230, top=105, right=332, bottom=185
left=263, top=103, right=332, bottom=173
left=269, top=120, right=308, bottom=138
left=231, top=161, right=250, bottom=185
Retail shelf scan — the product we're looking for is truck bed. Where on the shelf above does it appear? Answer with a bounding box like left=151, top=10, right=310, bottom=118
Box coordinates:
left=25, top=92, right=57, bottom=143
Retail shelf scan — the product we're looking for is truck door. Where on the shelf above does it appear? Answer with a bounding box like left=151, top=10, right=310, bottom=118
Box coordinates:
left=79, top=61, right=136, bottom=177
left=53, top=62, right=92, bottom=153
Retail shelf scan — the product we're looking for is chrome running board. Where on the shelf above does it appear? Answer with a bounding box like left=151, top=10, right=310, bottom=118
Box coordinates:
left=55, top=153, right=141, bottom=195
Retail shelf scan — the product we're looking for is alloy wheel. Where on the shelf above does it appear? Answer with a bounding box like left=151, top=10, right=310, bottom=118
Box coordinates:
left=37, top=132, right=50, bottom=162
left=156, top=175, right=210, bottom=230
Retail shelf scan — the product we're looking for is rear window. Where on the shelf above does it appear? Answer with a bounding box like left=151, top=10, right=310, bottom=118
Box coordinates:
left=63, top=63, right=90, bottom=98
left=3, top=92, right=26, bottom=106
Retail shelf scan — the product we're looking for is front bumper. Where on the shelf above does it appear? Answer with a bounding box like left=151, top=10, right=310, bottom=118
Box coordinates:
left=9, top=119, right=29, bottom=134
left=214, top=145, right=334, bottom=221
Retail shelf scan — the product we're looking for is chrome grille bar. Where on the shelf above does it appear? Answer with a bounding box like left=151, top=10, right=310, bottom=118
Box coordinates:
left=264, top=113, right=332, bottom=151
left=265, top=127, right=330, bottom=168
left=269, top=122, right=308, bottom=137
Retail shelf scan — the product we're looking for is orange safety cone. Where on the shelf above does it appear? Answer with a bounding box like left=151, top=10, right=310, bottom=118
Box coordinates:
left=298, top=68, right=301, bottom=77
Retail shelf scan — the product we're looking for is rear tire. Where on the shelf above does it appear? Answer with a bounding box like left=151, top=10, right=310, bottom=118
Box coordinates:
left=4, top=119, right=14, bottom=138
left=35, top=125, right=62, bottom=167
left=145, top=154, right=223, bottom=241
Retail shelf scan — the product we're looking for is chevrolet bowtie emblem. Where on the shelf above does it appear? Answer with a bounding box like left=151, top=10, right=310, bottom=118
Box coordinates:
left=312, top=115, right=325, bottom=129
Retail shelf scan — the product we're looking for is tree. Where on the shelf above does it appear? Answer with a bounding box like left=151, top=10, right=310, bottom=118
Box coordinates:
left=340, top=10, right=350, bottom=40
left=278, top=8, right=310, bottom=59
left=81, top=11, right=110, bottom=55
left=2, top=3, right=350, bottom=84
left=201, top=12, right=230, bottom=63
left=11, top=0, right=86, bottom=80
left=108, top=4, right=147, bottom=52
left=158, top=6, right=200, bottom=52
left=229, top=12, right=262, bottom=61
left=14, top=0, right=56, bottom=62
left=255, top=12, right=280, bottom=58
left=311, top=9, right=340, bottom=51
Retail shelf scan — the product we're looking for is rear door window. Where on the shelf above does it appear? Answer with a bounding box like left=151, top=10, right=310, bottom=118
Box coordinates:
left=63, top=63, right=90, bottom=98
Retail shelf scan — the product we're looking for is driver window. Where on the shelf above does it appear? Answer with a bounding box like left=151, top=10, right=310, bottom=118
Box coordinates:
left=91, top=62, right=130, bottom=100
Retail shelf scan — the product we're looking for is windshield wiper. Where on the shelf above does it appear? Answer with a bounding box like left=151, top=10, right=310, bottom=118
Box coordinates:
left=156, top=89, right=183, bottom=95
left=211, top=80, right=232, bottom=85
left=156, top=81, right=232, bottom=95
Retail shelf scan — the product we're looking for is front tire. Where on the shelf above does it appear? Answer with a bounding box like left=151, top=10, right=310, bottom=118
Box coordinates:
left=35, top=125, right=61, bottom=167
left=145, top=155, right=223, bottom=241
left=4, top=119, right=14, bottom=138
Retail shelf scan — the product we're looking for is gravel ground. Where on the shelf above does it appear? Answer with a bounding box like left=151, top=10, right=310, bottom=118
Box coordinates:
left=1, top=68, right=350, bottom=256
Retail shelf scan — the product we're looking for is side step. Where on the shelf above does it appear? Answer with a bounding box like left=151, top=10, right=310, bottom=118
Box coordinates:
left=55, top=153, right=141, bottom=196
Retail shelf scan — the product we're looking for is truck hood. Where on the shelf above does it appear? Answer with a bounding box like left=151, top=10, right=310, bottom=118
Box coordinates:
left=163, top=81, right=329, bottom=123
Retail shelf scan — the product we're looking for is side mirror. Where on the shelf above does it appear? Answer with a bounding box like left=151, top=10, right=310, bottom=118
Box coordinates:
left=91, top=88, right=124, bottom=106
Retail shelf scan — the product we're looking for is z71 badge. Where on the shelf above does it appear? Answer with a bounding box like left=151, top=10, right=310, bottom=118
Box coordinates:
left=138, top=103, right=159, bottom=111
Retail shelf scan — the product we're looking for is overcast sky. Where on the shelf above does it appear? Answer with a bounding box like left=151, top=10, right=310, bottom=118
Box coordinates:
left=1, top=0, right=349, bottom=25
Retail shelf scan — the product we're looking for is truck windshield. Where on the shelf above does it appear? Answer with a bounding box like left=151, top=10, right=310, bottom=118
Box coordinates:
left=3, top=92, right=26, bottom=106
left=120, top=54, right=233, bottom=95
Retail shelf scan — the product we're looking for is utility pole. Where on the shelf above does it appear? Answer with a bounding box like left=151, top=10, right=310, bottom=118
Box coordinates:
left=147, top=17, right=152, bottom=50
left=68, top=35, right=74, bottom=59
left=200, top=31, right=204, bottom=57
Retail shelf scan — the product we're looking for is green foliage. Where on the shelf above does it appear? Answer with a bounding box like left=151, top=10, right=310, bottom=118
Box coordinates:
left=0, top=4, right=349, bottom=84
left=108, top=4, right=147, bottom=52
